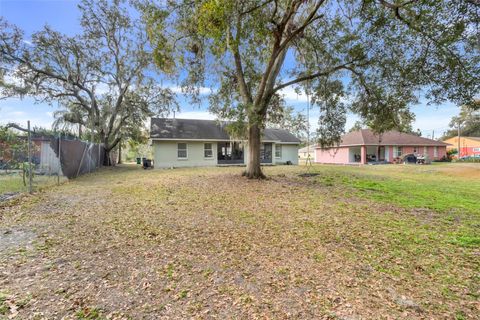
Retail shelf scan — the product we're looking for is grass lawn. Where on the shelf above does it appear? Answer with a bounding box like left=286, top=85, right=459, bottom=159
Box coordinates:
left=0, top=163, right=478, bottom=319
left=0, top=174, right=26, bottom=194
left=0, top=172, right=66, bottom=196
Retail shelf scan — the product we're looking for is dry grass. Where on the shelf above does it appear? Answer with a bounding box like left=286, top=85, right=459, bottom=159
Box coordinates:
left=0, top=163, right=478, bottom=319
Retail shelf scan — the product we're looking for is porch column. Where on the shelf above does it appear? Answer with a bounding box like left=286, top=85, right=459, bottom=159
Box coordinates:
left=361, top=145, right=367, bottom=164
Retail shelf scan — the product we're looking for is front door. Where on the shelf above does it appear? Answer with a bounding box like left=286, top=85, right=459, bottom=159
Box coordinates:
left=379, top=146, right=385, bottom=161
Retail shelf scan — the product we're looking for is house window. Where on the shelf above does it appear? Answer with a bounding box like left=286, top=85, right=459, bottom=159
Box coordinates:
left=424, top=146, right=427, bottom=155
left=396, top=147, right=403, bottom=157
left=413, top=147, right=417, bottom=153
left=177, top=143, right=187, bottom=159
left=204, top=143, right=213, bottom=158
left=434, top=146, right=438, bottom=157
left=275, top=144, right=282, bottom=158
left=473, top=147, right=480, bottom=152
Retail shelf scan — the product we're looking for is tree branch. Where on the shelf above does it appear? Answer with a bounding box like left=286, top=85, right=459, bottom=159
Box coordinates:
left=5, top=123, right=29, bottom=132
left=273, top=62, right=358, bottom=93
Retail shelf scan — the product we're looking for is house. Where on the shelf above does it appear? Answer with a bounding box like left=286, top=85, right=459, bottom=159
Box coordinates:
left=314, top=129, right=449, bottom=164
left=150, top=118, right=301, bottom=168
left=298, top=145, right=316, bottom=160
left=442, top=136, right=480, bottom=158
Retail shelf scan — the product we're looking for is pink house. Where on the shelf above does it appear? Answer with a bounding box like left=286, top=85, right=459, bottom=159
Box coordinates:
left=315, top=129, right=449, bottom=164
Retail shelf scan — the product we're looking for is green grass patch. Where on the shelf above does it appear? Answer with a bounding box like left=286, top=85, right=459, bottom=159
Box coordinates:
left=0, top=174, right=25, bottom=194
left=76, top=307, right=104, bottom=320
left=451, top=235, right=480, bottom=247
left=308, top=164, right=480, bottom=215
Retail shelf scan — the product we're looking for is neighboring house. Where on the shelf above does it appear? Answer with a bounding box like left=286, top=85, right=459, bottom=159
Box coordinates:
left=442, top=136, right=480, bottom=158
left=150, top=118, right=301, bottom=168
left=298, top=145, right=316, bottom=160
left=314, top=129, right=449, bottom=164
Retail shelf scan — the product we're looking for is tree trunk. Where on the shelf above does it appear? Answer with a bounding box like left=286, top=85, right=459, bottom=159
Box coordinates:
left=118, top=141, right=122, bottom=164
left=103, top=137, right=113, bottom=166
left=243, top=122, right=265, bottom=179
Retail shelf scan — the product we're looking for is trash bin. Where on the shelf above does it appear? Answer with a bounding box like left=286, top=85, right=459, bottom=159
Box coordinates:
left=136, top=157, right=141, bottom=165
left=143, top=159, right=152, bottom=169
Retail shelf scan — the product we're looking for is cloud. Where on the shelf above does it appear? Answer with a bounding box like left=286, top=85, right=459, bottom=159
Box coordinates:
left=7, top=111, right=26, bottom=117
left=278, top=86, right=309, bottom=102
left=174, top=111, right=216, bottom=120
left=168, top=86, right=212, bottom=95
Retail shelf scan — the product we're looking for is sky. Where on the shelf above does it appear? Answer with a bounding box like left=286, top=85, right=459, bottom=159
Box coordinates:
left=0, top=0, right=460, bottom=139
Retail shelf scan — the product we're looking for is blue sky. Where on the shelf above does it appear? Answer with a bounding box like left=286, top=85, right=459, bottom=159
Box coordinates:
left=0, top=0, right=459, bottom=138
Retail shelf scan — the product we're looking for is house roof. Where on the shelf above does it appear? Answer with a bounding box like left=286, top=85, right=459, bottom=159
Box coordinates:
left=316, top=129, right=449, bottom=148
left=150, top=118, right=301, bottom=143
left=443, top=136, right=480, bottom=145
left=298, top=145, right=317, bottom=153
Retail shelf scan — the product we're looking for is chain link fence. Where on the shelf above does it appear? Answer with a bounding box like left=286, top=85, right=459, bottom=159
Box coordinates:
left=0, top=121, right=104, bottom=200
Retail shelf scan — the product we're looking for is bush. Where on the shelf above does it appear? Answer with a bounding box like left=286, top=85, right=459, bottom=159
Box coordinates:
left=456, top=157, right=480, bottom=163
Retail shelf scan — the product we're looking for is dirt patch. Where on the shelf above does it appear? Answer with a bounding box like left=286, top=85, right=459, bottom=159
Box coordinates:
left=0, top=228, right=36, bottom=254
left=0, top=192, right=20, bottom=203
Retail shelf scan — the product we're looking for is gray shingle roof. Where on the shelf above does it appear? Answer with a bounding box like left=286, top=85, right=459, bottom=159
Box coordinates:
left=150, top=118, right=301, bottom=143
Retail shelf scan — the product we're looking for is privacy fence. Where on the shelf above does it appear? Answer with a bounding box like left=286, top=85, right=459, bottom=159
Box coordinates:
left=1, top=122, right=105, bottom=197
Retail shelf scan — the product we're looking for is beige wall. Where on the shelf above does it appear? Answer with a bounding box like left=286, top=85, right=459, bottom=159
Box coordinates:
left=153, top=141, right=218, bottom=168
left=274, top=143, right=299, bottom=165
left=153, top=140, right=299, bottom=168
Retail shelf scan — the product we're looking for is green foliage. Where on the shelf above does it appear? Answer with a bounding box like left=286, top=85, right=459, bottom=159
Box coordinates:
left=0, top=126, right=28, bottom=169
left=76, top=307, right=104, bottom=320
left=442, top=104, right=480, bottom=139
left=197, top=0, right=229, bottom=48
left=348, top=120, right=365, bottom=132
left=142, top=4, right=174, bottom=73
left=1, top=0, right=177, bottom=158
left=0, top=292, right=8, bottom=315
left=145, top=0, right=478, bottom=170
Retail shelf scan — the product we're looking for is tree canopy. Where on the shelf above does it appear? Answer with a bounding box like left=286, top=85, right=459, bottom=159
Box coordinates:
left=145, top=0, right=479, bottom=178
left=0, top=0, right=177, bottom=163
left=442, top=103, right=480, bottom=139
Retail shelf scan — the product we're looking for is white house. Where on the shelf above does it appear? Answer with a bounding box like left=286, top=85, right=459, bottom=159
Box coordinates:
left=298, top=145, right=316, bottom=161
left=150, top=118, right=301, bottom=168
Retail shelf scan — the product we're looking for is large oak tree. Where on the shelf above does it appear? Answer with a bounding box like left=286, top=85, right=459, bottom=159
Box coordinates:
left=145, top=0, right=479, bottom=178
left=0, top=0, right=176, bottom=164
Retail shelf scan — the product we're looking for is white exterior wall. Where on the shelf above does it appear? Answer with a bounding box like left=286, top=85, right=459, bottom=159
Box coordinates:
left=39, top=141, right=62, bottom=175
left=153, top=141, right=218, bottom=168
left=273, top=144, right=299, bottom=165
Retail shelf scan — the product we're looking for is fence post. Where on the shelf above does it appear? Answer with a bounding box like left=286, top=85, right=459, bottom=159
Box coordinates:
left=57, top=133, right=61, bottom=186
left=76, top=141, right=88, bottom=178
left=98, top=143, right=101, bottom=169
left=27, top=120, right=32, bottom=194
left=88, top=142, right=92, bottom=174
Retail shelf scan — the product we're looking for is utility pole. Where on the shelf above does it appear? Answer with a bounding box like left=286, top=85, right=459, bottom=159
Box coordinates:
left=305, top=83, right=313, bottom=171
left=57, top=133, right=61, bottom=186
left=27, top=120, right=32, bottom=194
left=457, top=121, right=461, bottom=158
